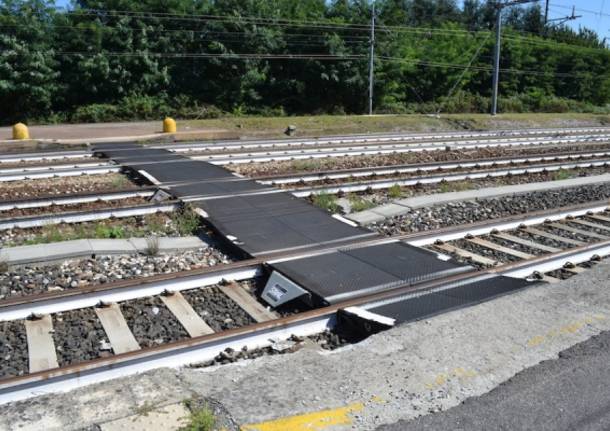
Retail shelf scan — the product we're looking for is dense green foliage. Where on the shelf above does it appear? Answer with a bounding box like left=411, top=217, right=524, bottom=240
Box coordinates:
left=1, top=0, right=610, bottom=124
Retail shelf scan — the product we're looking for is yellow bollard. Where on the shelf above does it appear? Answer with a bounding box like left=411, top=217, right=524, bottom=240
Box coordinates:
left=12, top=123, right=30, bottom=140
left=163, top=117, right=176, bottom=133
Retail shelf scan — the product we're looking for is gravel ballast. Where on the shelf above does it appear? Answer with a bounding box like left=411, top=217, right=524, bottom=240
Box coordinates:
left=374, top=184, right=610, bottom=235
left=52, top=308, right=109, bottom=366
left=0, top=248, right=232, bottom=300
left=121, top=296, right=188, bottom=348
left=181, top=286, right=255, bottom=331
left=0, top=173, right=139, bottom=200
left=230, top=143, right=610, bottom=177
left=0, top=320, right=28, bottom=379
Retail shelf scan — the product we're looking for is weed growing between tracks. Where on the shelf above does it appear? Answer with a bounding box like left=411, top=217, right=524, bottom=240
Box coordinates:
left=312, top=192, right=339, bottom=212
left=1, top=213, right=189, bottom=247
left=349, top=194, right=376, bottom=212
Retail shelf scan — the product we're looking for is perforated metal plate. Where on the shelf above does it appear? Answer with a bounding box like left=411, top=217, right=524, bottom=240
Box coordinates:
left=363, top=276, right=535, bottom=324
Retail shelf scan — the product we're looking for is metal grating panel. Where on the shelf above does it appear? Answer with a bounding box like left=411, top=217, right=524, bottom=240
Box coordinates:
left=365, top=276, right=535, bottom=324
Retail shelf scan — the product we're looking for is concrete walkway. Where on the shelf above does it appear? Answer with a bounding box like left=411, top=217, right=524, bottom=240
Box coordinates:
left=379, top=330, right=610, bottom=431
left=0, top=121, right=231, bottom=145
left=1, top=262, right=609, bottom=430
left=0, top=236, right=209, bottom=265
left=348, top=173, right=610, bottom=225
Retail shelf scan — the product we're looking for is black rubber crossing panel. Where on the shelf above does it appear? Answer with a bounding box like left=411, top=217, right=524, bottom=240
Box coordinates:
left=97, top=143, right=473, bottom=306
left=364, top=276, right=535, bottom=324
left=272, top=242, right=468, bottom=303
left=96, top=144, right=373, bottom=255
left=197, top=195, right=373, bottom=255
left=170, top=178, right=272, bottom=198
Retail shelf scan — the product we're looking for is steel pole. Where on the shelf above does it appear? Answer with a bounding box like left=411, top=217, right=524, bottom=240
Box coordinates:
left=491, top=8, right=502, bottom=116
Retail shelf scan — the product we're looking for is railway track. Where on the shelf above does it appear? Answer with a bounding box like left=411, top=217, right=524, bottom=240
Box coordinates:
left=189, top=134, right=610, bottom=165
left=1, top=201, right=609, bottom=404
left=3, top=127, right=610, bottom=406
left=258, top=150, right=610, bottom=186
left=3, top=126, right=610, bottom=171
left=6, top=151, right=609, bottom=216
left=0, top=200, right=178, bottom=230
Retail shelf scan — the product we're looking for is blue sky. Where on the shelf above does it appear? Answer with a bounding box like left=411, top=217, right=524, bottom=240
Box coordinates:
left=53, top=1, right=610, bottom=40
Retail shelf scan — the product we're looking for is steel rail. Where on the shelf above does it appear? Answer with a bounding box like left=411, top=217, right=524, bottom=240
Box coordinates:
left=0, top=201, right=178, bottom=230
left=3, top=126, right=610, bottom=166
left=1, top=237, right=609, bottom=405
left=0, top=200, right=606, bottom=321
left=191, top=136, right=610, bottom=165
left=0, top=164, right=120, bottom=182
left=0, top=161, right=111, bottom=175
left=0, top=188, right=156, bottom=211
left=0, top=151, right=92, bottom=164
left=162, top=127, right=610, bottom=153
left=256, top=150, right=610, bottom=185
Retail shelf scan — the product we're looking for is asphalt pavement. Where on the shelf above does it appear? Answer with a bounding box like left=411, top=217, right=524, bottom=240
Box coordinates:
left=378, top=330, right=610, bottom=431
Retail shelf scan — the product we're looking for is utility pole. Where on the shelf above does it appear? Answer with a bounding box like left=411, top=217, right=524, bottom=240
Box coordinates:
left=544, top=0, right=549, bottom=25
left=368, top=1, right=375, bottom=115
left=491, top=0, right=539, bottom=116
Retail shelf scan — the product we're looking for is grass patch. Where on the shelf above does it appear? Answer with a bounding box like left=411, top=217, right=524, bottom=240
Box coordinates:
left=111, top=175, right=131, bottom=189
left=8, top=213, right=182, bottom=247
left=181, top=113, right=610, bottom=140
left=552, top=168, right=573, bottom=181
left=180, top=400, right=216, bottom=431
left=290, top=159, right=323, bottom=172
left=312, top=192, right=339, bottom=213
left=438, top=180, right=474, bottom=193
left=348, top=194, right=375, bottom=212
left=387, top=184, right=403, bottom=199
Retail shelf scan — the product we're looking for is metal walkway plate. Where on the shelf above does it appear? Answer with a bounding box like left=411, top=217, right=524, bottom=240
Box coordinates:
left=96, top=144, right=474, bottom=305
left=272, top=242, right=470, bottom=304
left=361, top=276, right=535, bottom=324
left=95, top=145, right=374, bottom=256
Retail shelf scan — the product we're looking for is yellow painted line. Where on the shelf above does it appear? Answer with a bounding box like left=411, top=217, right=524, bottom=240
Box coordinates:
left=526, top=314, right=607, bottom=348
left=241, top=402, right=364, bottom=431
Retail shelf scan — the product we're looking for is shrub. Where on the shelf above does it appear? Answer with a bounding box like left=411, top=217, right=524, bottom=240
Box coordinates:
left=172, top=206, right=201, bottom=236
left=71, top=103, right=119, bottom=123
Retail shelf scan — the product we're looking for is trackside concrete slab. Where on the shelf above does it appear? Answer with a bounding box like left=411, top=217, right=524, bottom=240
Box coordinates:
left=3, top=262, right=609, bottom=431
left=348, top=173, right=610, bottom=224
left=0, top=236, right=209, bottom=265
